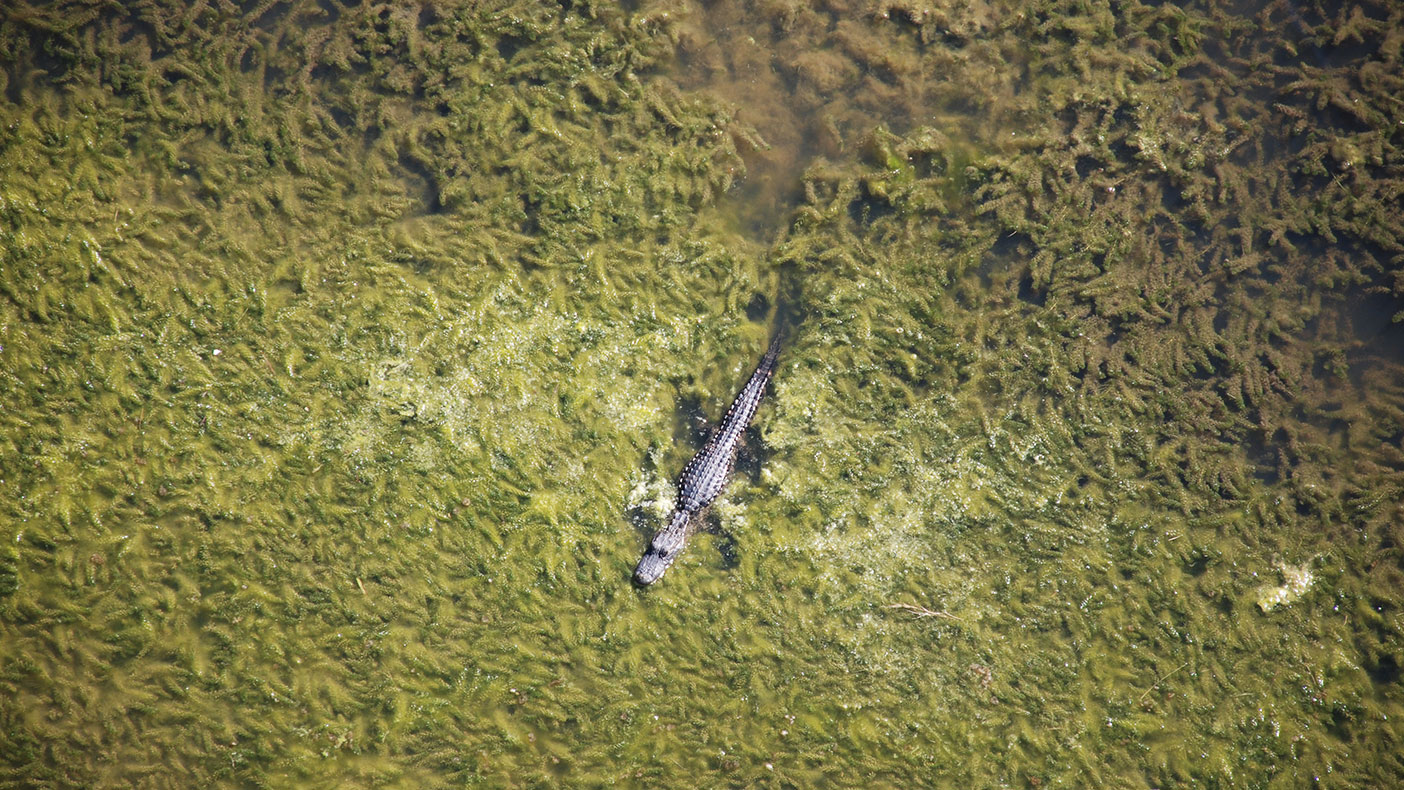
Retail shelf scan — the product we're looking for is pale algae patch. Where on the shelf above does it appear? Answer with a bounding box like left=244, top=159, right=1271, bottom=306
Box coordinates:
left=2, top=0, right=1404, bottom=789
left=1256, top=560, right=1318, bottom=613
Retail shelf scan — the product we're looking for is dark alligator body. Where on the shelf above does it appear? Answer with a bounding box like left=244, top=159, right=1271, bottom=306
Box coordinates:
left=633, top=337, right=781, bottom=585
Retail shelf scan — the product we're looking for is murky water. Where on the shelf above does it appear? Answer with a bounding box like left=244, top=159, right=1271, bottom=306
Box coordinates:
left=1, top=1, right=1402, bottom=787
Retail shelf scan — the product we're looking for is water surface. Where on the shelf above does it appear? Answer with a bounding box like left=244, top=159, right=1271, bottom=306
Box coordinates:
left=1, top=0, right=1402, bottom=787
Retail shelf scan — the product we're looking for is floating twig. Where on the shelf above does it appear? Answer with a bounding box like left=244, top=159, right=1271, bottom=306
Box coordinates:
left=886, top=602, right=965, bottom=623
left=1139, top=661, right=1189, bottom=701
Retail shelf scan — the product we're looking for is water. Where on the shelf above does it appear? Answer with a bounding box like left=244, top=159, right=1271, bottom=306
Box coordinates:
left=1, top=0, right=1402, bottom=787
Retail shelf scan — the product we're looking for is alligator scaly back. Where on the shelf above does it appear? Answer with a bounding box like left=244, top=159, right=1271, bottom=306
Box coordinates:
left=633, top=337, right=781, bottom=585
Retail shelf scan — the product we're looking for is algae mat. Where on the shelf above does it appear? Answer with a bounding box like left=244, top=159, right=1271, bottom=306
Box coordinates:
left=2, top=0, right=1403, bottom=787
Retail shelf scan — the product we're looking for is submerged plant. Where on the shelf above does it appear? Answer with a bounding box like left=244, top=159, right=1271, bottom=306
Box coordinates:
left=1, top=0, right=1402, bottom=787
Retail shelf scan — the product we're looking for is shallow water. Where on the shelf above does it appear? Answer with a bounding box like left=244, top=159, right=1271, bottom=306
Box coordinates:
left=1, top=1, right=1402, bottom=787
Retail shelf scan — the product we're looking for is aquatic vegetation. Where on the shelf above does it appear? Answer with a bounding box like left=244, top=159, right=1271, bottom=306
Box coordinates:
left=1, top=0, right=1402, bottom=788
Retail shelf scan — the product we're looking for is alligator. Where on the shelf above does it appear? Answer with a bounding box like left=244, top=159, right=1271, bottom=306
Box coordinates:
left=633, top=337, right=781, bottom=586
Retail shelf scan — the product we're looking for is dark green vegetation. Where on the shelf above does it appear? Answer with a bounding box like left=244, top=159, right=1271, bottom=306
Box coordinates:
left=2, top=0, right=1402, bottom=787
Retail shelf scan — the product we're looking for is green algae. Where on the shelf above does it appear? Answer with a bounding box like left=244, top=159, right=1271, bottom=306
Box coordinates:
left=2, top=0, right=1404, bottom=788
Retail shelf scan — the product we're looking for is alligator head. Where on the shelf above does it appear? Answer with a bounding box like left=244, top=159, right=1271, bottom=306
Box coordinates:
left=633, top=510, right=690, bottom=585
